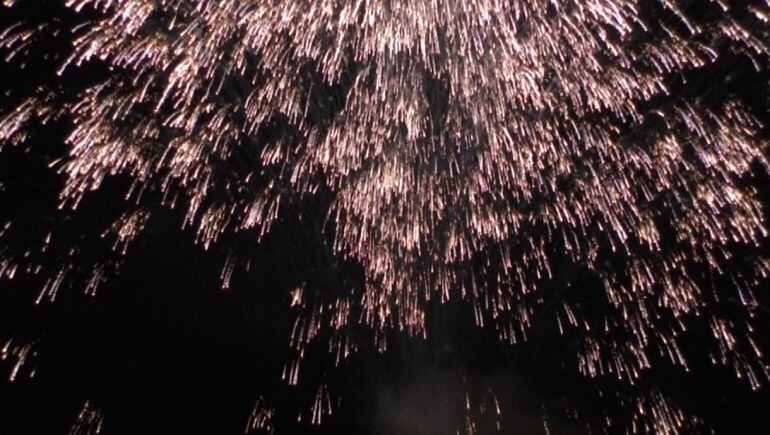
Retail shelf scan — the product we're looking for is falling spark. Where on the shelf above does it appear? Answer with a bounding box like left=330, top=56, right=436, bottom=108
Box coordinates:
left=68, top=400, right=104, bottom=435
left=1, top=337, right=38, bottom=382
left=245, top=396, right=275, bottom=435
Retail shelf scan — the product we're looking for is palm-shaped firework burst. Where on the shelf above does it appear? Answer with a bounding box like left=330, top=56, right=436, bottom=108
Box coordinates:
left=1, top=0, right=770, bottom=433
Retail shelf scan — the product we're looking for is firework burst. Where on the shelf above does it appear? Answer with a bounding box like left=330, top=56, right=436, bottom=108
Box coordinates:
left=2, top=0, right=770, bottom=433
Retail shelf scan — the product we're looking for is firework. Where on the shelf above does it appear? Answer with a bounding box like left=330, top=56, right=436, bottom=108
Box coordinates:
left=1, top=0, right=770, bottom=433
left=246, top=396, right=275, bottom=435
left=69, top=400, right=104, bottom=435
left=0, top=337, right=38, bottom=382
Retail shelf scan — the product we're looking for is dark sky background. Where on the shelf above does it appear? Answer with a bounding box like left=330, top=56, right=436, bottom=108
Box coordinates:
left=2, top=1, right=770, bottom=434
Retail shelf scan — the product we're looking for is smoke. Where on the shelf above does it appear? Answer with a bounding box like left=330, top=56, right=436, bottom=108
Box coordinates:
left=373, top=364, right=584, bottom=435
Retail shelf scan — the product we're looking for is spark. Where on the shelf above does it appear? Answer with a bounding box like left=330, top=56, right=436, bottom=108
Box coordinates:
left=245, top=396, right=275, bottom=435
left=68, top=400, right=104, bottom=435
left=1, top=337, right=38, bottom=382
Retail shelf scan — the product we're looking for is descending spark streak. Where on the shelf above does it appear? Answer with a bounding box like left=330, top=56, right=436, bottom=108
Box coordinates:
left=1, top=337, right=38, bottom=382
left=68, top=400, right=104, bottom=435
left=2, top=0, right=770, bottom=432
left=309, top=383, right=332, bottom=426
left=246, top=396, right=275, bottom=435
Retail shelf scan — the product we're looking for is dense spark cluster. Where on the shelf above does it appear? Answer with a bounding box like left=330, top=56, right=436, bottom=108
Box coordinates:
left=0, top=337, right=38, bottom=382
left=246, top=397, right=276, bottom=435
left=68, top=400, right=104, bottom=435
left=2, top=0, right=770, bottom=433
